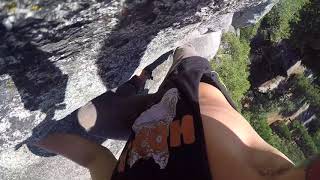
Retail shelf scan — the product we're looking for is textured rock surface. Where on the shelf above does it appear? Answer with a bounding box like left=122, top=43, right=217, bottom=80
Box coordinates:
left=232, top=0, right=279, bottom=27
left=0, top=149, right=91, bottom=180
left=190, top=31, right=223, bottom=60
left=258, top=75, right=286, bottom=93
left=0, top=0, right=275, bottom=179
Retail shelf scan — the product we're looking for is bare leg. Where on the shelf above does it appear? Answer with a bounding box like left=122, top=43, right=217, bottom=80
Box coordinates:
left=34, top=133, right=117, bottom=180
left=78, top=44, right=199, bottom=139
left=77, top=71, right=160, bottom=140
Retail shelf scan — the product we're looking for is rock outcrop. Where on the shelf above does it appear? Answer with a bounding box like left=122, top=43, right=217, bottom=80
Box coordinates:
left=0, top=0, right=277, bottom=179
left=232, top=0, right=278, bottom=27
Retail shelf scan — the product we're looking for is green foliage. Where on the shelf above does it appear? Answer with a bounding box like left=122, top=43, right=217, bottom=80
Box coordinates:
left=291, top=121, right=318, bottom=158
left=290, top=0, right=320, bottom=48
left=293, top=74, right=320, bottom=108
left=275, top=122, right=292, bottom=140
left=211, top=33, right=251, bottom=108
left=269, top=136, right=306, bottom=164
left=279, top=99, right=297, bottom=116
left=243, top=110, right=272, bottom=141
left=212, top=0, right=320, bottom=164
left=212, top=30, right=306, bottom=162
left=261, top=0, right=310, bottom=42
left=236, top=0, right=320, bottom=165
left=313, top=130, right=320, bottom=150
left=308, top=119, right=320, bottom=135
left=240, top=21, right=261, bottom=42
left=243, top=109, right=305, bottom=163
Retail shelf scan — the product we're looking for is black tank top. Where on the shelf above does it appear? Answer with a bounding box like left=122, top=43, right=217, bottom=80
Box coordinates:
left=111, top=57, right=236, bottom=180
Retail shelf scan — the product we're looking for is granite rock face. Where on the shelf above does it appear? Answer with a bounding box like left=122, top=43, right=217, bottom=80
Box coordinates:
left=232, top=0, right=279, bottom=28
left=0, top=0, right=276, bottom=179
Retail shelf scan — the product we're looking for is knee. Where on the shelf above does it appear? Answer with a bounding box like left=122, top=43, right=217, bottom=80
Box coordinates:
left=173, top=44, right=199, bottom=62
left=77, top=102, right=97, bottom=131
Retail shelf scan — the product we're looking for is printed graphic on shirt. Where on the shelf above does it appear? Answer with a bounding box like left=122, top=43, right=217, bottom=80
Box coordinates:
left=128, top=88, right=179, bottom=169
left=117, top=88, right=197, bottom=173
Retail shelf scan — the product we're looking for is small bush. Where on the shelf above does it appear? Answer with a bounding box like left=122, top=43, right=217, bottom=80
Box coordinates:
left=291, top=121, right=318, bottom=158
left=293, top=74, right=320, bottom=108
left=211, top=33, right=251, bottom=108
left=240, top=21, right=261, bottom=42
left=279, top=100, right=297, bottom=116
left=273, top=121, right=292, bottom=140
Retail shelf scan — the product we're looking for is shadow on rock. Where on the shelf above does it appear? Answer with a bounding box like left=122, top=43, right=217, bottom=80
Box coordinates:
left=21, top=111, right=106, bottom=157
left=96, top=0, right=160, bottom=89
left=0, top=19, right=69, bottom=155
left=96, top=0, right=211, bottom=89
left=6, top=0, right=214, bottom=157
